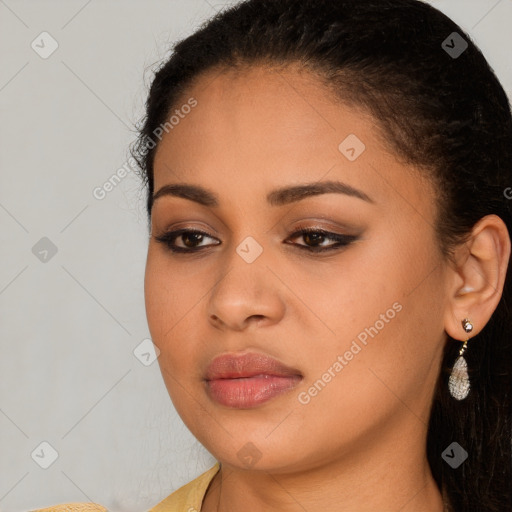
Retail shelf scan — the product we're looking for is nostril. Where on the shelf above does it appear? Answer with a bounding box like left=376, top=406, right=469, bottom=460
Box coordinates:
left=248, top=314, right=265, bottom=324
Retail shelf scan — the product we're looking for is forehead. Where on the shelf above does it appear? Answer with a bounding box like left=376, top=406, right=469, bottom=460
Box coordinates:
left=157, top=64, right=354, bottom=154
left=156, top=66, right=361, bottom=170
left=152, top=64, right=434, bottom=216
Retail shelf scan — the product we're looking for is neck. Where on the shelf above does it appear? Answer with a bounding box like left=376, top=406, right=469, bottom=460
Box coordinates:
left=203, top=421, right=445, bottom=512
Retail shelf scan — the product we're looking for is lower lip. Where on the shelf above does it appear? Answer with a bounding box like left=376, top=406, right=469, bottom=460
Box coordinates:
left=206, top=374, right=302, bottom=408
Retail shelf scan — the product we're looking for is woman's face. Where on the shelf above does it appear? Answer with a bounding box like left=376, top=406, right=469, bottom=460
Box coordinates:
left=145, top=65, right=450, bottom=472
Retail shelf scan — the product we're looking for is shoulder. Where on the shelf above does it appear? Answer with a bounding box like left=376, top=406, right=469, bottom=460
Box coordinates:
left=30, top=463, right=220, bottom=512
left=149, top=462, right=221, bottom=512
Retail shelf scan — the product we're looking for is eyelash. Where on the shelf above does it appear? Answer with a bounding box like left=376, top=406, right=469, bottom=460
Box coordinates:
left=154, top=226, right=358, bottom=254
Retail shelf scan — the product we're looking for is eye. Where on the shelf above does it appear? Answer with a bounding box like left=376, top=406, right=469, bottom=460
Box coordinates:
left=154, top=226, right=358, bottom=255
left=154, top=229, right=220, bottom=253
left=285, top=227, right=358, bottom=252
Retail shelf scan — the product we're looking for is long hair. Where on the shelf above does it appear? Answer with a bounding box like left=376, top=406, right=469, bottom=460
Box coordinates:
left=131, top=1, right=512, bottom=509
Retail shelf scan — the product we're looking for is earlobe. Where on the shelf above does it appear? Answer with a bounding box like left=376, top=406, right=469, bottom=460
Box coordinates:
left=443, top=214, right=511, bottom=341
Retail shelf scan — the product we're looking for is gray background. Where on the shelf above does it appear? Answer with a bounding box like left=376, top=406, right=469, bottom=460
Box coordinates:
left=0, top=1, right=511, bottom=511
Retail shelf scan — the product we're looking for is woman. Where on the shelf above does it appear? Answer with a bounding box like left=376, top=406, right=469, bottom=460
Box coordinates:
left=36, top=0, right=512, bottom=510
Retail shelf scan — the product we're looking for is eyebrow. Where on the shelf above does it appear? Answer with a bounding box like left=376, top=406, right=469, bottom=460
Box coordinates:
left=152, top=180, right=374, bottom=208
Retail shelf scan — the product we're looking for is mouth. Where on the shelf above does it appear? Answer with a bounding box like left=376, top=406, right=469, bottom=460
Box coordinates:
left=204, top=352, right=303, bottom=409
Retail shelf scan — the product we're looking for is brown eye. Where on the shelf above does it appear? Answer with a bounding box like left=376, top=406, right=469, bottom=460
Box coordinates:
left=181, top=232, right=205, bottom=248
left=286, top=228, right=358, bottom=252
left=302, top=232, right=327, bottom=247
left=154, top=229, right=220, bottom=253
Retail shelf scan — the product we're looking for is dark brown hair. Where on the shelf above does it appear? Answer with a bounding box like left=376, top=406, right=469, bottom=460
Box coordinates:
left=131, top=1, right=512, bottom=510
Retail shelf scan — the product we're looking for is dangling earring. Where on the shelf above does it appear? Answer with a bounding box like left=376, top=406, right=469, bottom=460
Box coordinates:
left=448, top=318, right=473, bottom=400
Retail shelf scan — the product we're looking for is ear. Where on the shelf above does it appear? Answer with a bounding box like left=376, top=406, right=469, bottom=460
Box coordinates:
left=444, top=214, right=511, bottom=341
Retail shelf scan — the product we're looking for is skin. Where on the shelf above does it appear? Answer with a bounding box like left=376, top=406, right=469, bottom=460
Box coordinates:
left=144, top=64, right=510, bottom=512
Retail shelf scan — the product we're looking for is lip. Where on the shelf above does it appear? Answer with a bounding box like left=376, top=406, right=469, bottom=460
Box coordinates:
left=204, top=352, right=303, bottom=408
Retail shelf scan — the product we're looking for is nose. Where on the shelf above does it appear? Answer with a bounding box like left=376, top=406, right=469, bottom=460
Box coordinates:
left=207, top=247, right=286, bottom=332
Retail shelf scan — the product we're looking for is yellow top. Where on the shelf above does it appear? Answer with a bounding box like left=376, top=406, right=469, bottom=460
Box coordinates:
left=32, top=506, right=109, bottom=512
left=31, top=463, right=221, bottom=512
left=149, top=463, right=220, bottom=511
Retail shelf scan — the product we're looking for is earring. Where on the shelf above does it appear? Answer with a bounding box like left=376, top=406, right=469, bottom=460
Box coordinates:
left=448, top=318, right=473, bottom=400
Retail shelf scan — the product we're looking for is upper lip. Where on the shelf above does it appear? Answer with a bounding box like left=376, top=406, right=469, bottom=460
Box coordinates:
left=205, top=352, right=302, bottom=380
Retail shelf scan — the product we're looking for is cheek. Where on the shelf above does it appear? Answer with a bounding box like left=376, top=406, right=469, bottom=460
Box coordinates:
left=144, top=252, right=191, bottom=362
left=144, top=253, right=173, bottom=341
left=144, top=249, right=202, bottom=335
left=144, top=250, right=213, bottom=384
left=289, top=268, right=402, bottom=416
left=144, top=256, right=195, bottom=413
left=294, top=226, right=445, bottom=411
